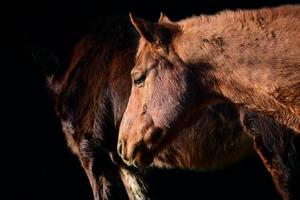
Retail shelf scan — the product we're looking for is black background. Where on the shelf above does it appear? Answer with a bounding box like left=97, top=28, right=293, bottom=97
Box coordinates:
left=5, top=0, right=299, bottom=199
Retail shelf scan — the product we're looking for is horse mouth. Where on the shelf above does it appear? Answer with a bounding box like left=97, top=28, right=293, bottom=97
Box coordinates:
left=120, top=153, right=154, bottom=167
left=132, top=150, right=154, bottom=167
left=126, top=140, right=155, bottom=167
left=118, top=127, right=164, bottom=167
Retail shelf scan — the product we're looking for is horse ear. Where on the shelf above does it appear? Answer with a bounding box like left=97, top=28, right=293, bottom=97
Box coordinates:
left=30, top=46, right=61, bottom=94
left=158, top=12, right=172, bottom=24
left=129, top=13, right=156, bottom=43
left=130, top=13, right=180, bottom=47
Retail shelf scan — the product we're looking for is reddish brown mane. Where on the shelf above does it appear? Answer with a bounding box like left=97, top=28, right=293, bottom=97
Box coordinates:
left=179, top=4, right=300, bottom=27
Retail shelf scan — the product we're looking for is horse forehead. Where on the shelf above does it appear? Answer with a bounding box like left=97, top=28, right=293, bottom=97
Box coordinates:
left=135, top=48, right=154, bottom=67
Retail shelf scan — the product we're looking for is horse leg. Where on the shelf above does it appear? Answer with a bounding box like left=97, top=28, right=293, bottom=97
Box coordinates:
left=252, top=135, right=292, bottom=200
left=240, top=109, right=298, bottom=200
left=80, top=149, right=130, bottom=200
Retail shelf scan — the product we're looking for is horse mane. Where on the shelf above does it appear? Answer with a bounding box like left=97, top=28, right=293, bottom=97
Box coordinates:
left=179, top=4, right=300, bottom=30
left=54, top=16, right=136, bottom=144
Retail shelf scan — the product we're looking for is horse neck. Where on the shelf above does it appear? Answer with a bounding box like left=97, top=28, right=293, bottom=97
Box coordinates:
left=175, top=10, right=300, bottom=132
left=198, top=49, right=300, bottom=133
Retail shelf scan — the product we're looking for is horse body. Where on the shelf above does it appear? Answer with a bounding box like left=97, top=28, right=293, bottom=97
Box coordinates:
left=39, top=17, right=254, bottom=199
left=118, top=5, right=300, bottom=199
left=118, top=4, right=300, bottom=164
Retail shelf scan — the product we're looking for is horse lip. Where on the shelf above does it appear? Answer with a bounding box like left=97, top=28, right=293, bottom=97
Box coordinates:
left=122, top=158, right=133, bottom=166
left=117, top=141, right=123, bottom=157
left=132, top=157, right=153, bottom=168
left=141, top=155, right=154, bottom=167
left=132, top=158, right=140, bottom=167
left=132, top=149, right=154, bottom=168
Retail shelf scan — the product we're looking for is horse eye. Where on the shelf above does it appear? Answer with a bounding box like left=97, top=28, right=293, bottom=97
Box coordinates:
left=133, top=73, right=146, bottom=88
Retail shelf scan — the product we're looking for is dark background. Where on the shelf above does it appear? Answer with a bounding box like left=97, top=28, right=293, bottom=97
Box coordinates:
left=5, top=0, right=299, bottom=199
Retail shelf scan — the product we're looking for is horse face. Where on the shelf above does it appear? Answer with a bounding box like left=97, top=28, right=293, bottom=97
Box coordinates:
left=118, top=14, right=198, bottom=167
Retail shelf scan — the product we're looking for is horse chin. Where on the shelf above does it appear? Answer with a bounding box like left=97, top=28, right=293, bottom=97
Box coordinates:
left=132, top=151, right=154, bottom=168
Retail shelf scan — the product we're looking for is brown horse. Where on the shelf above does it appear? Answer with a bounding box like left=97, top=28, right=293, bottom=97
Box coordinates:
left=34, top=16, right=259, bottom=200
left=118, top=5, right=300, bottom=200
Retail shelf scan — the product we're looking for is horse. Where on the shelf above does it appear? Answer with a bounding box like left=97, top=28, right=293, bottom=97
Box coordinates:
left=118, top=5, right=300, bottom=199
left=33, top=16, right=259, bottom=200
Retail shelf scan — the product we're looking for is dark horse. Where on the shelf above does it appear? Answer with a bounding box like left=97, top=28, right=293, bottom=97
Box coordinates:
left=34, top=17, right=259, bottom=200
left=118, top=5, right=300, bottom=200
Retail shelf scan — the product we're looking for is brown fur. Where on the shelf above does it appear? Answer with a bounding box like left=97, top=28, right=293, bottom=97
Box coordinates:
left=176, top=5, right=300, bottom=131
left=119, top=5, right=300, bottom=199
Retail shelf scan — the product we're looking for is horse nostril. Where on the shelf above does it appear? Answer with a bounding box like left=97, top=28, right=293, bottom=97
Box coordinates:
left=151, top=128, right=163, bottom=143
left=132, top=158, right=140, bottom=168
left=117, top=141, right=123, bottom=157
left=144, top=127, right=163, bottom=145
